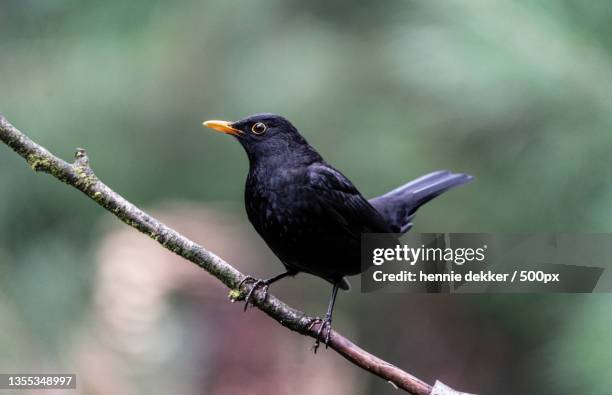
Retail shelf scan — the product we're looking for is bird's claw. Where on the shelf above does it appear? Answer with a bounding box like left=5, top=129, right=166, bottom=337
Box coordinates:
left=237, top=276, right=256, bottom=293
left=309, top=315, right=332, bottom=353
left=307, top=316, right=321, bottom=331
left=238, top=276, right=270, bottom=312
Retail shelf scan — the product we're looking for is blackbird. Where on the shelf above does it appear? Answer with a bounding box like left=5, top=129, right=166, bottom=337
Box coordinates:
left=204, top=113, right=472, bottom=351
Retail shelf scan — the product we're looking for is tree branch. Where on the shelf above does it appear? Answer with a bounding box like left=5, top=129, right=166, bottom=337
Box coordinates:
left=0, top=115, right=471, bottom=395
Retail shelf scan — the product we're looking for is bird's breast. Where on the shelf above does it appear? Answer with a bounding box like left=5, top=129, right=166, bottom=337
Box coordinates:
left=245, top=168, right=319, bottom=239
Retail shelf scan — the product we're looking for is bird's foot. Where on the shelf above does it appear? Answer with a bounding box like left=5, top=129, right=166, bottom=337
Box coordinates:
left=237, top=276, right=270, bottom=312
left=309, top=315, right=332, bottom=353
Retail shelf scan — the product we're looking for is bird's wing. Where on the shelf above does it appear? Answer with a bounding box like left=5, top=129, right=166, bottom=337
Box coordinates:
left=306, top=163, right=391, bottom=235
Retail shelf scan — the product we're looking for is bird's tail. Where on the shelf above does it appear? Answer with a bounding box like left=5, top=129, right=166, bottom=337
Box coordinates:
left=369, top=170, right=473, bottom=234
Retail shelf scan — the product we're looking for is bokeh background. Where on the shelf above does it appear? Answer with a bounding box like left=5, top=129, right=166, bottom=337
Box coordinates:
left=1, top=1, right=612, bottom=394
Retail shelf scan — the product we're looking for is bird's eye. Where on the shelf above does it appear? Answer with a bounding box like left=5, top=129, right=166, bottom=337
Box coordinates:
left=251, top=122, right=267, bottom=135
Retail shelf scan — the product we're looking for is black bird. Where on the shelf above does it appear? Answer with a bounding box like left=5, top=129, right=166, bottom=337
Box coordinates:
left=204, top=113, right=472, bottom=350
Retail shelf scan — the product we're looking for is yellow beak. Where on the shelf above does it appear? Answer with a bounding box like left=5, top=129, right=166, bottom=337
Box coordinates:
left=202, top=120, right=242, bottom=136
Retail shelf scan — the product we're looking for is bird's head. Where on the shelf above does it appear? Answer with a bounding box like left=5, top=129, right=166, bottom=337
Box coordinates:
left=203, top=113, right=318, bottom=163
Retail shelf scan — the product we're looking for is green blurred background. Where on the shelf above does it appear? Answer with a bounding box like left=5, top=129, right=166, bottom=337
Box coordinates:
left=1, top=1, right=611, bottom=394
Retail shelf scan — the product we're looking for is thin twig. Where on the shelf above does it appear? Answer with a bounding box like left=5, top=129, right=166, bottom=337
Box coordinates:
left=0, top=115, right=469, bottom=395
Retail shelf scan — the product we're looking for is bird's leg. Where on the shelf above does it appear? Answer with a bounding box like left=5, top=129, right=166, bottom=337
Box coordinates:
left=239, top=270, right=295, bottom=312
left=312, top=283, right=339, bottom=353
